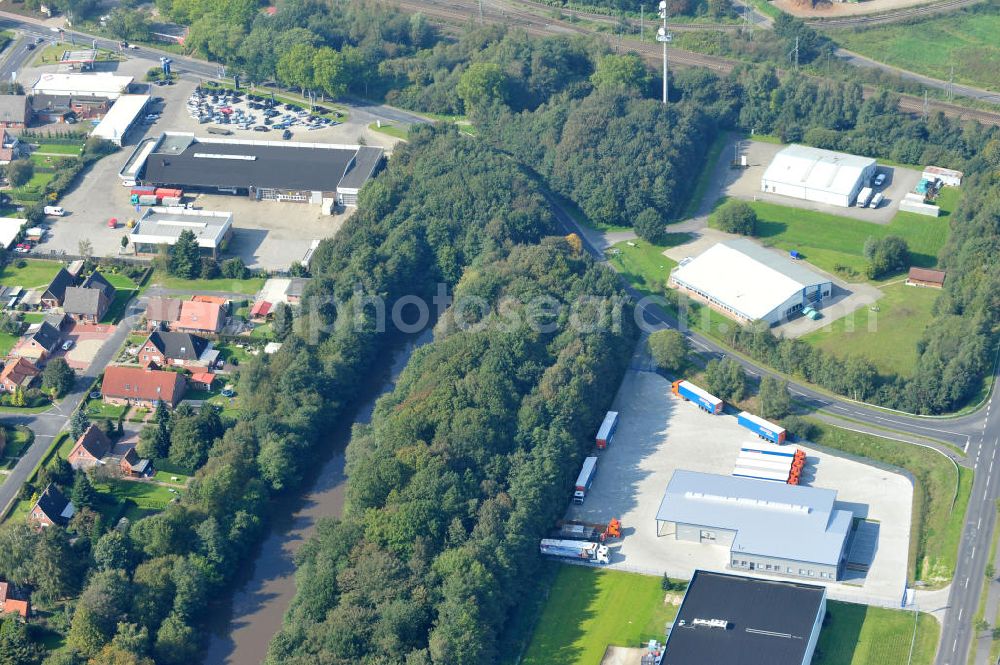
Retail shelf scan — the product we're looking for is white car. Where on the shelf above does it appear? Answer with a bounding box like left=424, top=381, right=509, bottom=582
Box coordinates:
left=43, top=205, right=65, bottom=216
left=873, top=173, right=886, bottom=187
left=61, top=339, right=74, bottom=351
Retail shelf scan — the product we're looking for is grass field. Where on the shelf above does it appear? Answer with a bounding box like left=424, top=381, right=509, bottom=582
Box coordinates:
left=830, top=7, right=1000, bottom=93
left=733, top=190, right=957, bottom=282
left=808, top=422, right=969, bottom=587
left=35, top=143, right=83, bottom=156
left=518, top=566, right=937, bottom=665
left=11, top=171, right=55, bottom=202
left=606, top=237, right=748, bottom=341
left=154, top=272, right=265, bottom=295
left=815, top=601, right=938, bottom=665
left=0, top=259, right=61, bottom=289
left=520, top=566, right=679, bottom=665
left=802, top=282, right=939, bottom=377
left=368, top=122, right=409, bottom=140
left=91, top=477, right=177, bottom=523
left=84, top=400, right=127, bottom=420
left=102, top=272, right=138, bottom=289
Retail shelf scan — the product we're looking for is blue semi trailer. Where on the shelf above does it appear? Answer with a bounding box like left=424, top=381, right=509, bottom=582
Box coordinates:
left=737, top=411, right=786, bottom=444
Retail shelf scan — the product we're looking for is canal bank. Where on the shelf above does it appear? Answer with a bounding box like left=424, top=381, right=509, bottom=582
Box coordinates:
left=203, top=330, right=432, bottom=665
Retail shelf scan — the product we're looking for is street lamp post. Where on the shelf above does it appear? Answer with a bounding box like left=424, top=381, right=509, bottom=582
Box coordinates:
left=656, top=1, right=672, bottom=105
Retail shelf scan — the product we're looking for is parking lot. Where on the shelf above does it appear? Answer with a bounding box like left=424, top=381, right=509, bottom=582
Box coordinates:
left=729, top=141, right=923, bottom=224
left=19, top=55, right=399, bottom=269
left=565, top=346, right=912, bottom=607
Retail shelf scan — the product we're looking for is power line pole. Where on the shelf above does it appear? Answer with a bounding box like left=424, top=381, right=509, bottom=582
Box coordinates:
left=657, top=0, right=672, bottom=105
left=923, top=90, right=928, bottom=121
left=794, top=35, right=799, bottom=69
left=949, top=63, right=955, bottom=102
left=478, top=0, right=483, bottom=24
left=640, top=5, right=644, bottom=42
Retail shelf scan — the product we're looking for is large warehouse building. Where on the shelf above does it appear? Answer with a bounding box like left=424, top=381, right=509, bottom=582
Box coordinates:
left=90, top=95, right=150, bottom=146
left=125, top=132, right=384, bottom=207
left=761, top=144, right=876, bottom=207
left=663, top=570, right=827, bottom=665
left=655, top=470, right=854, bottom=581
left=670, top=239, right=831, bottom=326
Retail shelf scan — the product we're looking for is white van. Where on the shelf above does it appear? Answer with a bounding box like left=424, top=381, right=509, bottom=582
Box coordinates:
left=43, top=206, right=65, bottom=216
left=121, top=179, right=137, bottom=187
left=869, top=192, right=885, bottom=209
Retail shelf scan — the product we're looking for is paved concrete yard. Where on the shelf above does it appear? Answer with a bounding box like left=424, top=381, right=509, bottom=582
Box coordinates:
left=566, top=359, right=912, bottom=608
left=23, top=59, right=393, bottom=269
left=727, top=141, right=923, bottom=224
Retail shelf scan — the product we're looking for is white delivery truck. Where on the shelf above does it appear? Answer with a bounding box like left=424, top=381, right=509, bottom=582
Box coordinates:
left=869, top=192, right=885, bottom=209
left=856, top=187, right=873, bottom=207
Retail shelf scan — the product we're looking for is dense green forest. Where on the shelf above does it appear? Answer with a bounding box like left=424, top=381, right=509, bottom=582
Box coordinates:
left=0, top=126, right=573, bottom=664
left=267, top=239, right=636, bottom=665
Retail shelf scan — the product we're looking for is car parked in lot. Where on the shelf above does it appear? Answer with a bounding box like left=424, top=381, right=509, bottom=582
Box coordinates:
left=253, top=125, right=269, bottom=132
left=282, top=129, right=292, bottom=140
left=873, top=173, right=886, bottom=187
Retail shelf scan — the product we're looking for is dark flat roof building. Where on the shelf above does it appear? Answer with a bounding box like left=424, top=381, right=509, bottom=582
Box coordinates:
left=663, top=570, right=827, bottom=665
left=129, top=133, right=383, bottom=206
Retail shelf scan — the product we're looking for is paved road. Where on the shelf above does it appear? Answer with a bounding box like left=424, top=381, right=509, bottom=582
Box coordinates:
left=547, top=186, right=998, bottom=664
left=0, top=299, right=145, bottom=515
left=836, top=48, right=1000, bottom=105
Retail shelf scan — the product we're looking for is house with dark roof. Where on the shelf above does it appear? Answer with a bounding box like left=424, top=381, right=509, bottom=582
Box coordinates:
left=0, top=580, right=29, bottom=618
left=40, top=268, right=77, bottom=309
left=101, top=365, right=186, bottom=408
left=29, top=483, right=74, bottom=527
left=139, top=331, right=216, bottom=369
left=0, top=130, right=25, bottom=165
left=145, top=296, right=182, bottom=330
left=63, top=272, right=115, bottom=323
left=0, top=357, right=39, bottom=393
left=0, top=94, right=30, bottom=128
left=13, top=321, right=62, bottom=362
left=662, top=570, right=826, bottom=665
left=120, top=447, right=153, bottom=478
left=67, top=424, right=111, bottom=470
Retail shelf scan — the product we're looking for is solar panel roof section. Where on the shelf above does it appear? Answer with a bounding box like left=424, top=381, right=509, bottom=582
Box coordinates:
left=663, top=570, right=825, bottom=665
left=142, top=135, right=357, bottom=192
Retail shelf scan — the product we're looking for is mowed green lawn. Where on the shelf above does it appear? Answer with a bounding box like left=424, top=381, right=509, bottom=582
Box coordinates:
left=830, top=9, right=1000, bottom=93
left=816, top=602, right=938, bottom=665
left=0, top=259, right=61, bottom=289
left=606, top=238, right=685, bottom=297
left=521, top=566, right=678, bottom=665
left=740, top=189, right=958, bottom=281
left=519, top=567, right=938, bottom=665
left=803, top=282, right=939, bottom=377
left=155, top=272, right=265, bottom=295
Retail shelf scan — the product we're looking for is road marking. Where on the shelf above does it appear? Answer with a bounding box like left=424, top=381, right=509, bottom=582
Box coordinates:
left=973, top=546, right=977, bottom=559
left=979, top=517, right=983, bottom=529
left=959, top=608, right=964, bottom=621
left=965, top=577, right=970, bottom=588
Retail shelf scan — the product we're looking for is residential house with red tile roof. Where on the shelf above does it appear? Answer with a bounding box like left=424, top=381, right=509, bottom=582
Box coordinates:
left=0, top=580, right=29, bottom=618
left=171, top=299, right=224, bottom=334
left=101, top=365, right=186, bottom=408
left=0, top=357, right=39, bottom=393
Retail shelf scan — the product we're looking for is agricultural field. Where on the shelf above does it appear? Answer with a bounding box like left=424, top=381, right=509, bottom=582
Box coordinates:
left=803, top=282, right=939, bottom=377
left=520, top=566, right=679, bottom=665
left=517, top=566, right=938, bottom=665
left=830, top=7, right=1000, bottom=93
left=740, top=188, right=958, bottom=281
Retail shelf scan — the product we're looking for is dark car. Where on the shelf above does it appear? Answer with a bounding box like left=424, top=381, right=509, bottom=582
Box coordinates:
left=26, top=43, right=36, bottom=50
left=282, top=129, right=292, bottom=140
left=253, top=125, right=269, bottom=132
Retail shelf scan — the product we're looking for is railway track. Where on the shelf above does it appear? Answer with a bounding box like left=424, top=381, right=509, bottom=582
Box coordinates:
left=803, top=0, right=985, bottom=27
left=395, top=0, right=1000, bottom=126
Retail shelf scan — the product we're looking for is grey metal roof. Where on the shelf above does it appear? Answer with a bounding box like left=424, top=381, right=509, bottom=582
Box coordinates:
left=286, top=277, right=310, bottom=298
left=663, top=570, right=825, bottom=665
left=656, top=470, right=852, bottom=566
left=0, top=95, right=28, bottom=123
left=141, top=135, right=359, bottom=192
left=721, top=238, right=832, bottom=288
left=339, top=146, right=384, bottom=191
left=63, top=286, right=106, bottom=316
left=82, top=271, right=115, bottom=298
